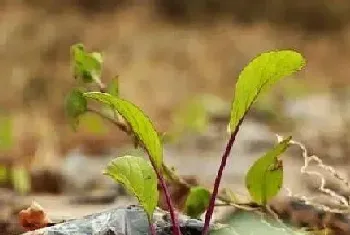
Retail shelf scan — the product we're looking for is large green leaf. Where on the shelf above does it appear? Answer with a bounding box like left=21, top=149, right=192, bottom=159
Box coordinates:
left=184, top=186, right=211, bottom=219
left=229, top=50, right=305, bottom=132
left=71, top=43, right=103, bottom=84
left=84, top=92, right=163, bottom=169
left=104, top=155, right=158, bottom=220
left=245, top=136, right=292, bottom=205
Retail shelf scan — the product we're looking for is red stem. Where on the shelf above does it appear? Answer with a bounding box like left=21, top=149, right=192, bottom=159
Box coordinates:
left=202, top=124, right=241, bottom=235
left=156, top=169, right=182, bottom=235
left=148, top=157, right=181, bottom=235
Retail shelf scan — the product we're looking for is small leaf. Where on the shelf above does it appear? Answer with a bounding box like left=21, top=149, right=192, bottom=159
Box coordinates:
left=107, top=76, right=120, bottom=97
left=65, top=89, right=87, bottom=129
left=104, top=155, right=158, bottom=220
left=185, top=186, right=211, bottom=219
left=245, top=136, right=292, bottom=205
left=71, top=43, right=103, bottom=84
left=230, top=50, right=305, bottom=132
left=65, top=89, right=87, bottom=118
left=84, top=92, right=163, bottom=169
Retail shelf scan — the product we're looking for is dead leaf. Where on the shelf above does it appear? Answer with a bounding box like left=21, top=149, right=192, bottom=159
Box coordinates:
left=19, top=201, right=52, bottom=231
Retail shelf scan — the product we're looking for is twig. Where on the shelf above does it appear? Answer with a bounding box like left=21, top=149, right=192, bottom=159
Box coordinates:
left=153, top=162, right=182, bottom=235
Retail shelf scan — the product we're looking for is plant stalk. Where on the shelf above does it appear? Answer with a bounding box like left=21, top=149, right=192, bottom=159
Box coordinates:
left=151, top=159, right=182, bottom=235
left=202, top=124, right=241, bottom=235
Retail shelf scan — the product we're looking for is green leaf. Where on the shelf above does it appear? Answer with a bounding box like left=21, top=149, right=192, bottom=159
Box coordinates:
left=107, top=76, right=120, bottom=97
left=0, top=115, right=13, bottom=151
left=229, top=50, right=305, bottom=132
left=104, top=155, right=158, bottom=220
left=245, top=136, right=292, bottom=205
left=84, top=92, right=163, bottom=169
left=185, top=186, right=211, bottom=219
left=71, top=43, right=103, bottom=84
left=65, top=89, right=87, bottom=129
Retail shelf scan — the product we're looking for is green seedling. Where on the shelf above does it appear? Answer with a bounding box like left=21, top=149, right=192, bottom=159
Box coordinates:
left=202, top=50, right=305, bottom=235
left=66, top=44, right=181, bottom=235
left=65, top=43, right=306, bottom=235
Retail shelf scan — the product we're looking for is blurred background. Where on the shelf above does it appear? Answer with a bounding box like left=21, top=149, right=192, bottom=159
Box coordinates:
left=1, top=0, right=350, bottom=234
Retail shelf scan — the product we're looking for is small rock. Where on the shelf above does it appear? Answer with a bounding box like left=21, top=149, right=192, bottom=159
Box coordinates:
left=21, top=206, right=207, bottom=235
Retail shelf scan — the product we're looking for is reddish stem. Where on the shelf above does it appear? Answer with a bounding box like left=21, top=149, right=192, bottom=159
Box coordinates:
left=148, top=157, right=181, bottom=235
left=156, top=168, right=182, bottom=235
left=202, top=124, right=241, bottom=235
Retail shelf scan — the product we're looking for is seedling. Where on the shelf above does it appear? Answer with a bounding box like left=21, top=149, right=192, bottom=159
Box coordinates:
left=65, top=44, right=306, bottom=235
left=202, top=50, right=305, bottom=234
left=66, top=44, right=181, bottom=235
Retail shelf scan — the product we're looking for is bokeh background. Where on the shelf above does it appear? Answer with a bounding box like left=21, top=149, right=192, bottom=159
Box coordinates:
left=1, top=1, right=350, bottom=234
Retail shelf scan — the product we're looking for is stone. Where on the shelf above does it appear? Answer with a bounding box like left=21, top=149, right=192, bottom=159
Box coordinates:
left=21, top=205, right=206, bottom=235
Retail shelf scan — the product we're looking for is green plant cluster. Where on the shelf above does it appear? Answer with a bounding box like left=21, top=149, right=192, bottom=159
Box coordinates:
left=65, top=43, right=305, bottom=235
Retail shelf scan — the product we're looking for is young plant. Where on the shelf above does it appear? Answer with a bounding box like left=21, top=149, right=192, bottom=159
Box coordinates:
left=201, top=50, right=306, bottom=235
left=65, top=44, right=307, bottom=235
left=65, top=44, right=182, bottom=235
